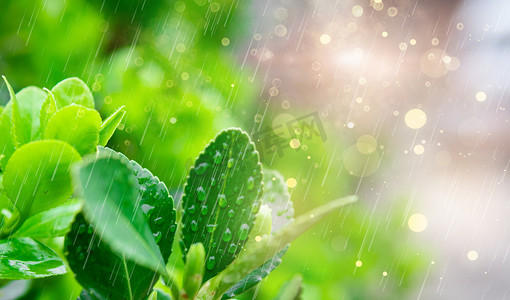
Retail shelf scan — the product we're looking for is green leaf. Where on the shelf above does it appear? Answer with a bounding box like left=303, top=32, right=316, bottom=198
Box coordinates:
left=51, top=77, right=94, bottom=109
left=3, top=140, right=81, bottom=222
left=66, top=148, right=176, bottom=299
left=198, top=195, right=358, bottom=300
left=2, top=76, right=46, bottom=147
left=98, top=105, right=126, bottom=146
left=0, top=237, right=67, bottom=279
left=39, top=88, right=58, bottom=139
left=12, top=200, right=82, bottom=238
left=44, top=104, right=102, bottom=156
left=274, top=274, right=303, bottom=300
left=0, top=110, right=15, bottom=171
left=183, top=243, right=206, bottom=299
left=181, top=128, right=263, bottom=281
left=222, top=169, right=294, bottom=299
left=222, top=246, right=288, bottom=300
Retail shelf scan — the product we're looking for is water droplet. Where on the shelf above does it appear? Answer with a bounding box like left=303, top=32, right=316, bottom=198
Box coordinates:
left=153, top=217, right=164, bottom=225
left=228, top=243, right=237, bottom=253
left=211, top=178, right=217, bottom=186
left=222, top=143, right=228, bottom=149
left=236, top=196, right=245, bottom=205
left=206, top=224, right=217, bottom=233
left=227, top=158, right=234, bottom=168
left=213, top=151, right=223, bottom=164
left=78, top=252, right=86, bottom=261
left=239, top=224, right=250, bottom=240
left=201, top=205, right=208, bottom=215
left=195, top=163, right=209, bottom=175
left=197, top=186, right=206, bottom=201
left=247, top=177, right=255, bottom=190
left=191, top=220, right=198, bottom=232
left=170, top=224, right=177, bottom=232
left=87, top=226, right=94, bottom=234
left=142, top=203, right=155, bottom=215
left=227, top=209, right=234, bottom=218
left=154, top=231, right=162, bottom=243
left=206, top=256, right=216, bottom=270
left=252, top=202, right=260, bottom=214
left=223, top=228, right=232, bottom=242
left=218, top=194, right=227, bottom=208
left=188, top=204, right=197, bottom=214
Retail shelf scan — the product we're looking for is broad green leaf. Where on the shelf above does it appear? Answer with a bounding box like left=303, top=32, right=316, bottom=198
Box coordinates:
left=66, top=149, right=175, bottom=299
left=3, top=140, right=81, bottom=222
left=274, top=274, right=303, bottom=300
left=98, top=106, right=126, bottom=146
left=0, top=237, right=67, bottom=279
left=198, top=195, right=358, bottom=300
left=181, top=128, right=263, bottom=281
left=51, top=77, right=94, bottom=109
left=222, top=169, right=294, bottom=299
left=39, top=89, right=58, bottom=139
left=12, top=200, right=82, bottom=238
left=44, top=104, right=102, bottom=156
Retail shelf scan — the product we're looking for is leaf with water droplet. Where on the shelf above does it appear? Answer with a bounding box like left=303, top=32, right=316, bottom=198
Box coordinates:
left=181, top=128, right=263, bottom=281
left=65, top=147, right=176, bottom=299
left=0, top=237, right=67, bottom=279
left=199, top=195, right=358, bottom=299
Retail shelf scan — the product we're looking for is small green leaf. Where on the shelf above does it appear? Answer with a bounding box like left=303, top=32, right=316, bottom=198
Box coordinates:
left=1, top=76, right=46, bottom=150
left=182, top=243, right=206, bottom=299
left=39, top=88, right=58, bottom=139
left=98, top=105, right=126, bottom=146
left=198, top=195, right=358, bottom=299
left=51, top=77, right=94, bottom=109
left=3, top=140, right=81, bottom=222
left=181, top=128, right=263, bottom=282
left=44, top=104, right=102, bottom=156
left=12, top=200, right=82, bottom=238
left=66, top=149, right=175, bottom=299
left=274, top=274, right=303, bottom=300
left=222, top=169, right=294, bottom=299
left=0, top=110, right=15, bottom=171
left=0, top=237, right=67, bottom=279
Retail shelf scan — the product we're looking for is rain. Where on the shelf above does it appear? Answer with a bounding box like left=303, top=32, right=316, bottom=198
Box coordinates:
left=0, top=0, right=510, bottom=299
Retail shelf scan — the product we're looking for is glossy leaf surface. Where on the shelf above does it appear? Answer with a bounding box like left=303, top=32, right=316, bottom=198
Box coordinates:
left=181, top=128, right=263, bottom=281
left=98, top=106, right=126, bottom=146
left=12, top=200, right=82, bottom=238
left=0, top=237, right=67, bottom=279
left=3, top=140, right=81, bottom=221
left=44, top=104, right=102, bottom=156
left=51, top=77, right=94, bottom=109
left=66, top=148, right=176, bottom=299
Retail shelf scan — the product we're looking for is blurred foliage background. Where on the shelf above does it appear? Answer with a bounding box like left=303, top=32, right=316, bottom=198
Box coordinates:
left=0, top=0, right=428, bottom=299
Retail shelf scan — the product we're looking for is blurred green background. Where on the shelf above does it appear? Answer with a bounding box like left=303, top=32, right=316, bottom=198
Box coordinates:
left=0, top=0, right=428, bottom=299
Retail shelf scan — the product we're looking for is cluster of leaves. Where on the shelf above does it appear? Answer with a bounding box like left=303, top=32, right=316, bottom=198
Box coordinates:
left=0, top=78, right=357, bottom=300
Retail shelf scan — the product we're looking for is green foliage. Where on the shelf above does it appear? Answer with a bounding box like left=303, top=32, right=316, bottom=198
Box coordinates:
left=0, top=238, right=67, bottom=279
left=12, top=200, right=82, bottom=238
left=182, top=243, right=206, bottom=299
left=181, top=129, right=263, bottom=282
left=51, top=77, right=95, bottom=109
left=44, top=105, right=102, bottom=155
left=98, top=106, right=126, bottom=146
left=65, top=147, right=176, bottom=299
left=3, top=140, right=81, bottom=222
left=70, top=153, right=167, bottom=276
